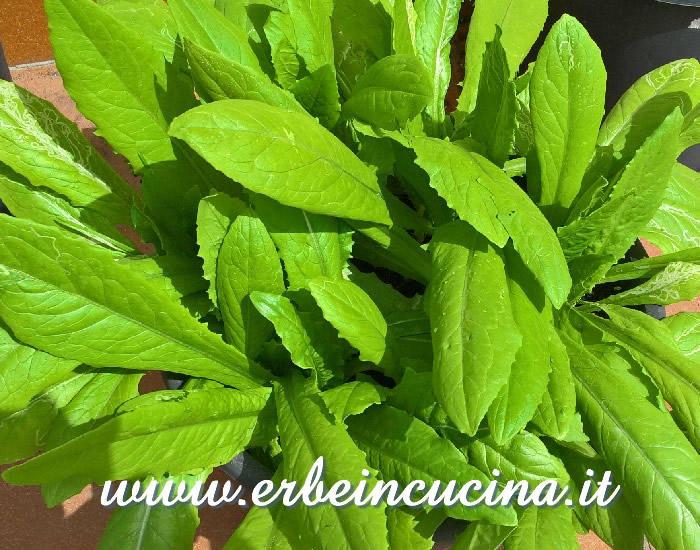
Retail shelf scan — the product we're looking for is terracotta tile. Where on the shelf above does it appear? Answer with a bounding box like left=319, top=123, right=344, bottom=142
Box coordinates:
left=0, top=0, right=53, bottom=65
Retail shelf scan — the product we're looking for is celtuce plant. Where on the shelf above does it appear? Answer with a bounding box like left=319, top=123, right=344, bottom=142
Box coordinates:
left=0, top=0, right=698, bottom=548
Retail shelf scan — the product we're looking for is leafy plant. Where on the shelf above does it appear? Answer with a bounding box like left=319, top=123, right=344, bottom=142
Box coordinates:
left=0, top=0, right=698, bottom=548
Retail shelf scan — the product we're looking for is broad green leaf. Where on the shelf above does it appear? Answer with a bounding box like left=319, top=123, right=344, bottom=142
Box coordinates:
left=169, top=100, right=391, bottom=225
left=45, top=0, right=195, bottom=171
left=663, top=312, right=700, bottom=364
left=253, top=195, right=350, bottom=291
left=530, top=326, right=576, bottom=439
left=460, top=0, right=547, bottom=112
left=530, top=15, right=606, bottom=226
left=184, top=39, right=304, bottom=112
left=217, top=214, right=285, bottom=356
left=289, top=64, right=341, bottom=128
left=386, top=310, right=433, bottom=370
left=429, top=221, right=521, bottom=436
left=412, top=138, right=571, bottom=307
left=346, top=266, right=419, bottom=315
left=555, top=447, right=643, bottom=550
left=275, top=374, right=389, bottom=550
left=414, top=0, right=462, bottom=136
left=0, top=163, right=134, bottom=253
left=321, top=381, right=388, bottom=423
left=0, top=321, right=80, bottom=417
left=250, top=291, right=339, bottom=384
left=286, top=0, right=335, bottom=74
left=169, top=0, right=261, bottom=69
left=265, top=10, right=301, bottom=89
left=680, top=104, right=700, bottom=150
left=563, top=330, right=700, bottom=550
left=343, top=55, right=432, bottom=131
left=467, top=431, right=569, bottom=487
left=599, top=59, right=700, bottom=174
left=601, top=261, right=700, bottom=306
left=392, top=0, right=418, bottom=56
left=0, top=370, right=95, bottom=463
left=98, top=0, right=181, bottom=64
left=45, top=0, right=226, bottom=250
left=196, top=193, right=247, bottom=305
left=469, top=28, right=517, bottom=168
left=0, top=217, right=269, bottom=388
left=3, top=387, right=271, bottom=486
left=346, top=404, right=517, bottom=525
left=640, top=162, right=700, bottom=254
left=42, top=371, right=143, bottom=507
left=386, top=508, right=433, bottom=550
left=488, top=245, right=551, bottom=444
left=387, top=367, right=451, bottom=429
left=586, top=305, right=700, bottom=451
left=98, top=473, right=202, bottom=550
left=603, top=247, right=700, bottom=282
left=504, top=506, right=579, bottom=550
left=559, top=109, right=683, bottom=300
left=308, top=277, right=388, bottom=365
left=454, top=522, right=514, bottom=550
left=349, top=222, right=432, bottom=285
left=0, top=80, right=135, bottom=226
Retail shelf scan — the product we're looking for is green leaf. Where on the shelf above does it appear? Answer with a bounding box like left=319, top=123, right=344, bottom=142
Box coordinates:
left=504, top=506, right=579, bottom=550
left=598, top=59, right=700, bottom=175
left=184, top=39, right=304, bottom=112
left=414, top=0, right=462, bottom=136
left=562, top=329, right=700, bottom=550
left=251, top=291, right=339, bottom=384
left=454, top=521, right=515, bottom=550
left=265, top=10, right=301, bottom=89
left=392, top=0, right=418, bottom=56
left=0, top=80, right=136, bottom=226
left=0, top=217, right=269, bottom=388
left=0, top=321, right=80, bottom=417
left=42, top=371, right=143, bottom=507
left=467, top=431, right=569, bottom=487
left=217, top=214, right=285, bottom=356
left=530, top=326, right=576, bottom=440
left=3, top=387, right=271, bottom=486
left=460, top=0, right=548, bottom=113
left=289, top=64, right=341, bottom=128
left=98, top=473, right=203, bottom=550
left=343, top=55, right=432, bottom=131
left=169, top=0, right=261, bottom=69
left=680, top=104, right=700, bottom=150
left=286, top=0, right=335, bottom=75
left=275, top=374, right=389, bottom=550
left=0, top=370, right=94, bottom=463
left=412, top=138, right=571, bottom=307
left=585, top=305, right=700, bottom=451
left=554, top=447, right=643, bottom=550
left=663, top=312, right=700, bottom=364
left=253, top=196, right=351, bottom=291
left=601, top=261, right=700, bottom=306
left=386, top=508, right=433, bottom=550
left=530, top=15, right=606, bottom=226
left=308, top=277, right=388, bottom=365
left=488, top=245, right=552, bottom=444
left=321, top=380, right=388, bottom=423
left=559, top=108, right=683, bottom=300
left=169, top=100, right=391, bottom=225
left=346, top=404, right=517, bottom=525
left=429, top=221, right=521, bottom=436
left=469, top=28, right=517, bottom=168
left=45, top=0, right=195, bottom=171
left=196, top=193, right=247, bottom=305
left=0, top=163, right=133, bottom=253
left=603, top=247, right=700, bottom=282
left=640, top=162, right=700, bottom=254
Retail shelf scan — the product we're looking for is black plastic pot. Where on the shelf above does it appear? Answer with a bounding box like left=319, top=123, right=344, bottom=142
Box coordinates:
left=546, top=0, right=700, bottom=170
left=0, top=41, right=10, bottom=216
